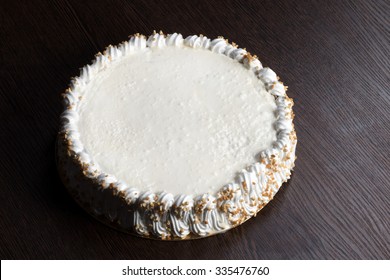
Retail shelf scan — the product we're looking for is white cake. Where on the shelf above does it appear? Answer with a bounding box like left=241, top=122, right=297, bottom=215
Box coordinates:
left=58, top=32, right=297, bottom=240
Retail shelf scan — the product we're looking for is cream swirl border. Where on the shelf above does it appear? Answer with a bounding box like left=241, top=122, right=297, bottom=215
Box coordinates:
left=57, top=31, right=297, bottom=240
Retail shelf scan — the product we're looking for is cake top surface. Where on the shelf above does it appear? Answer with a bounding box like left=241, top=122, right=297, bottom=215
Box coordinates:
left=77, top=43, right=277, bottom=196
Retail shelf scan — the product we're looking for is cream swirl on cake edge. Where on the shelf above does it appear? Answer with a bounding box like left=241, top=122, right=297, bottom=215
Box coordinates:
left=58, top=31, right=297, bottom=240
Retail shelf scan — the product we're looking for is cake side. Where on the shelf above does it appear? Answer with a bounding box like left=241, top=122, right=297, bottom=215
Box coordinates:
left=58, top=32, right=297, bottom=240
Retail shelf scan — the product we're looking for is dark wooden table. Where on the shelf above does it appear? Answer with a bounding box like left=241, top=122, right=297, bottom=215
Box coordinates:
left=1, top=0, right=389, bottom=260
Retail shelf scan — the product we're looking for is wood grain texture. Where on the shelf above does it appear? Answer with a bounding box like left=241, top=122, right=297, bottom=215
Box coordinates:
left=0, top=0, right=389, bottom=259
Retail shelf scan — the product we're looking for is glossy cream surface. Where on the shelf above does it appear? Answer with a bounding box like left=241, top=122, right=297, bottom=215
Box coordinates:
left=78, top=46, right=277, bottom=195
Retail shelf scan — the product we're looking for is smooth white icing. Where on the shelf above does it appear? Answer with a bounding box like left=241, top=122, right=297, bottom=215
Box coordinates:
left=78, top=46, right=277, bottom=196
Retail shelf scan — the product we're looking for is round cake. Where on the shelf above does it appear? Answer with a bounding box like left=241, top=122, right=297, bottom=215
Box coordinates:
left=58, top=31, right=297, bottom=240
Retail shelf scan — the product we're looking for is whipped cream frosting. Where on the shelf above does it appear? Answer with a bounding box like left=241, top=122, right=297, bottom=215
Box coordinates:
left=78, top=47, right=277, bottom=196
left=58, top=32, right=297, bottom=239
